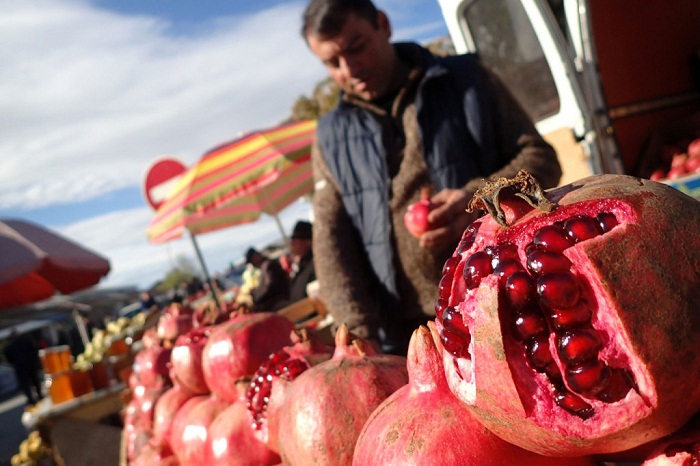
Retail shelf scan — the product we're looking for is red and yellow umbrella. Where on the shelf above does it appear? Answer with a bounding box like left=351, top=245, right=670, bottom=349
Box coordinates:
left=147, top=119, right=316, bottom=244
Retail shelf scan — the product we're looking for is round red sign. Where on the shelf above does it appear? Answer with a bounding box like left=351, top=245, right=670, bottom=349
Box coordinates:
left=143, top=157, right=187, bottom=211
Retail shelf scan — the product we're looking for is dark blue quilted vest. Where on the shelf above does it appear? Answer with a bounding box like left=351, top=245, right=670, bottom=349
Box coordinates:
left=318, top=51, right=497, bottom=335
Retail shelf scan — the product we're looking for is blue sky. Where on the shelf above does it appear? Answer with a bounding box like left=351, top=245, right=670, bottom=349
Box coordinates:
left=0, top=0, right=449, bottom=291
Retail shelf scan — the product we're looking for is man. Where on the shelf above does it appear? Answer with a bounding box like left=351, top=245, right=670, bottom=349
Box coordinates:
left=245, top=247, right=291, bottom=311
left=288, top=220, right=317, bottom=303
left=3, top=330, right=43, bottom=405
left=302, top=0, right=561, bottom=354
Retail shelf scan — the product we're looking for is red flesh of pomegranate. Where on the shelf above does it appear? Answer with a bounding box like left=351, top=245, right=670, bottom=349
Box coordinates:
left=246, top=328, right=333, bottom=453
left=277, top=324, right=409, bottom=466
left=202, top=312, right=294, bottom=403
left=435, top=172, right=700, bottom=456
left=353, top=323, right=597, bottom=466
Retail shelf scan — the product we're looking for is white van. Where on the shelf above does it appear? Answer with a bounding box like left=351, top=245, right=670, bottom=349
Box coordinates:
left=437, top=0, right=700, bottom=196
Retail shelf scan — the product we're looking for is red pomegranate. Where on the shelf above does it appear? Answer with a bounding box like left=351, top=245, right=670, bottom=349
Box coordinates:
left=277, top=324, right=409, bottom=466
left=152, top=385, right=194, bottom=455
left=133, top=344, right=172, bottom=389
left=354, top=323, right=597, bottom=465
left=404, top=187, right=445, bottom=238
left=157, top=303, right=194, bottom=344
left=434, top=171, right=700, bottom=456
left=171, top=327, right=211, bottom=395
left=202, top=312, right=294, bottom=403
left=169, top=394, right=229, bottom=466
left=246, top=328, right=333, bottom=453
left=208, top=381, right=281, bottom=466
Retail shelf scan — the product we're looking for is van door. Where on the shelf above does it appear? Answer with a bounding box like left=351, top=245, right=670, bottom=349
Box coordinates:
left=437, top=0, right=624, bottom=184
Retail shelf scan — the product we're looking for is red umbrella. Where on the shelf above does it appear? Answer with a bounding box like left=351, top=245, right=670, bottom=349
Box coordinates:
left=0, top=219, right=111, bottom=309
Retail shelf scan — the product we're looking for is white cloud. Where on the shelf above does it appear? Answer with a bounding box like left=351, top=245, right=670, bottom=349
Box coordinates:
left=0, top=0, right=326, bottom=210
left=59, top=199, right=313, bottom=289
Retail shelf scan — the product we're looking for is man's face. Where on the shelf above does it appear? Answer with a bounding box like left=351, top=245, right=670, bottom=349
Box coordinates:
left=306, top=12, right=396, bottom=101
left=290, top=238, right=311, bottom=258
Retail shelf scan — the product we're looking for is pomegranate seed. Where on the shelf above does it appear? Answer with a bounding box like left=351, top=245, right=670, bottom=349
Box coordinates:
left=547, top=302, right=592, bottom=331
left=596, top=212, right=618, bottom=233
left=504, top=271, right=535, bottom=310
left=554, top=390, right=594, bottom=420
left=442, top=306, right=469, bottom=334
left=564, top=215, right=600, bottom=243
left=557, top=329, right=602, bottom=364
left=511, top=308, right=548, bottom=342
left=526, top=250, right=572, bottom=275
left=533, top=225, right=572, bottom=253
left=487, top=243, right=519, bottom=268
left=525, top=334, right=555, bottom=369
left=597, top=368, right=636, bottom=403
left=456, top=221, right=481, bottom=254
left=438, top=273, right=453, bottom=300
left=536, top=272, right=580, bottom=309
left=440, top=328, right=471, bottom=359
left=442, top=256, right=461, bottom=275
left=565, top=360, right=611, bottom=396
left=435, top=299, right=449, bottom=320
left=463, top=250, right=493, bottom=289
left=493, top=258, right=523, bottom=285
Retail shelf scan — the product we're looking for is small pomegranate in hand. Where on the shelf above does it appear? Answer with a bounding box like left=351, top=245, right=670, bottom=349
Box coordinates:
left=404, top=187, right=444, bottom=238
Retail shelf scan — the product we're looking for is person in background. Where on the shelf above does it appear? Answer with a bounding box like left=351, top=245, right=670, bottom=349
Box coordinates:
left=288, top=220, right=317, bottom=303
left=3, top=329, right=43, bottom=405
left=245, top=247, right=291, bottom=311
left=302, top=0, right=561, bottom=355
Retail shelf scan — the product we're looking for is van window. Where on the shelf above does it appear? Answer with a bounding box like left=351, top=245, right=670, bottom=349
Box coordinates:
left=460, top=0, right=560, bottom=121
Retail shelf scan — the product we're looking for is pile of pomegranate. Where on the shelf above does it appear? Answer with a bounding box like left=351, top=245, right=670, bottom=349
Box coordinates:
left=122, top=172, right=699, bottom=465
left=649, top=137, right=700, bottom=181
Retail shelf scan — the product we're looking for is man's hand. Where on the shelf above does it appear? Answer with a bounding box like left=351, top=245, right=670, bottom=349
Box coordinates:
left=418, top=188, right=479, bottom=249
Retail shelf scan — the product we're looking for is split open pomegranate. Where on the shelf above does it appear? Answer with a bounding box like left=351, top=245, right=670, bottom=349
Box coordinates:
left=435, top=171, right=700, bottom=456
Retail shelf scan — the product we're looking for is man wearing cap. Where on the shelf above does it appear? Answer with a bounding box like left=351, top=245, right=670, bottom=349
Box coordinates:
left=288, top=221, right=316, bottom=303
left=245, top=247, right=291, bottom=312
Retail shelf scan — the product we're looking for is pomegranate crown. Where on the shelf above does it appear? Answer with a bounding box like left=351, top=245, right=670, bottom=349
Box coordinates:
left=468, top=170, right=556, bottom=227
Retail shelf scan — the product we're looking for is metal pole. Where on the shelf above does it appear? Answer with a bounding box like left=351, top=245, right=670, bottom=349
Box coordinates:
left=272, top=212, right=289, bottom=245
left=188, top=230, right=221, bottom=310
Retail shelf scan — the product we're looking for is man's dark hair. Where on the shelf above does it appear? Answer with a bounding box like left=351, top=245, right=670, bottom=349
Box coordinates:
left=302, top=0, right=379, bottom=40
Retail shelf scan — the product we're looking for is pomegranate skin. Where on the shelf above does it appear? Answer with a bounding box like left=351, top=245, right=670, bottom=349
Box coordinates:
left=208, top=385, right=281, bottom=466
left=404, top=187, right=444, bottom=238
left=437, top=174, right=700, bottom=456
left=202, top=312, right=294, bottom=403
left=277, top=325, right=409, bottom=466
left=354, top=323, right=597, bottom=466
left=152, top=385, right=194, bottom=455
left=171, top=327, right=212, bottom=395
left=170, top=394, right=229, bottom=466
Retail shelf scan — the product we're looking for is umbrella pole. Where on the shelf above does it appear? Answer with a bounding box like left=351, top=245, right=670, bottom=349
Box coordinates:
left=72, top=308, right=90, bottom=347
left=188, top=231, right=222, bottom=310
left=272, top=213, right=290, bottom=245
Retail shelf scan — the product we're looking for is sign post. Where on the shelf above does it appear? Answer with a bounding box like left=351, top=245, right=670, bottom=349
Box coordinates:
left=143, top=157, right=187, bottom=211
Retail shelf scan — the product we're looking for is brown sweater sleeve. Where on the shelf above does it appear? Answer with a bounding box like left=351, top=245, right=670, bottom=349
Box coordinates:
left=463, top=63, right=562, bottom=194
left=311, top=139, right=384, bottom=340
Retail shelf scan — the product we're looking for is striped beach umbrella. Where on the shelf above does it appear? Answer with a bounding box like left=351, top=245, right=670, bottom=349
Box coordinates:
left=147, top=119, right=316, bottom=244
